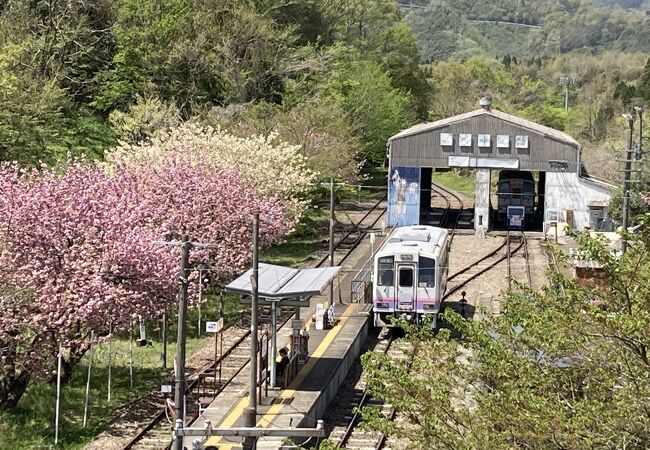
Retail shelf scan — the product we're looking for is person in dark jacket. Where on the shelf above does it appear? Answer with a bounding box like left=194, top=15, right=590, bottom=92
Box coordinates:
left=276, top=347, right=290, bottom=376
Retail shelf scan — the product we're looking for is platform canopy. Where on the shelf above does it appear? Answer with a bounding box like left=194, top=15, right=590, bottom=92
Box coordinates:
left=225, top=263, right=341, bottom=299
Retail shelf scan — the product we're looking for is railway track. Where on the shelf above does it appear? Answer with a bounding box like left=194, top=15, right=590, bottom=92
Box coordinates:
left=326, top=328, right=412, bottom=450
left=118, top=195, right=388, bottom=450
left=506, top=230, right=532, bottom=289
left=122, top=313, right=293, bottom=450
left=431, top=182, right=464, bottom=241
left=443, top=233, right=525, bottom=301
left=424, top=181, right=473, bottom=242
left=322, top=195, right=388, bottom=267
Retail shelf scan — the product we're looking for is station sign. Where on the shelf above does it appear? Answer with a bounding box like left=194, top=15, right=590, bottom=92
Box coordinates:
left=206, top=318, right=224, bottom=333
left=315, top=304, right=325, bottom=330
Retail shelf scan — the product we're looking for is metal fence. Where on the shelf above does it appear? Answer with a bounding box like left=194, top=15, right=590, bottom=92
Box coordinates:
left=350, top=227, right=394, bottom=311
left=351, top=256, right=373, bottom=311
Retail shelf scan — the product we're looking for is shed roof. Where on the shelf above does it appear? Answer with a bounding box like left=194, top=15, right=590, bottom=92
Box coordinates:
left=225, top=263, right=341, bottom=298
left=388, top=108, right=579, bottom=147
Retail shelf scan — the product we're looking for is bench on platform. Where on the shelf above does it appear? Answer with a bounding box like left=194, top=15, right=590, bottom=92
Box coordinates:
left=196, top=371, right=219, bottom=414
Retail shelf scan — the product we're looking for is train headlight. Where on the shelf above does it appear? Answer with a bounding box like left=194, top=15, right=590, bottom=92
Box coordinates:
left=376, top=302, right=390, bottom=309
left=423, top=303, right=437, bottom=311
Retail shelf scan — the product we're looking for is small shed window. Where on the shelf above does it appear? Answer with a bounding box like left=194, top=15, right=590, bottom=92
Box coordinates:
left=588, top=206, right=608, bottom=231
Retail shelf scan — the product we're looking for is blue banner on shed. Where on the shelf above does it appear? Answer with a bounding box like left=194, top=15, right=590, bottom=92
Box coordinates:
left=388, top=166, right=420, bottom=227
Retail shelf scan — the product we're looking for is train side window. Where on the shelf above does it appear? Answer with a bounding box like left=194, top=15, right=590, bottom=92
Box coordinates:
left=378, top=256, right=394, bottom=286
left=418, top=257, right=435, bottom=288
left=399, top=268, right=413, bottom=287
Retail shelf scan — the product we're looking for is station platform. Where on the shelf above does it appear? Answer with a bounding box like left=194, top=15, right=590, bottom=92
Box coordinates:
left=187, top=225, right=385, bottom=450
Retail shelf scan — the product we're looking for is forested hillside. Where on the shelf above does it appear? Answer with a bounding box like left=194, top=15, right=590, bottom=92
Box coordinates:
left=0, top=0, right=427, bottom=174
left=402, top=0, right=650, bottom=61
left=1, top=0, right=649, bottom=183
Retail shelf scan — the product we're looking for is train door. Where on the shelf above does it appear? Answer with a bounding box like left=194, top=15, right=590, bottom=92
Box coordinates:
left=397, top=264, right=415, bottom=310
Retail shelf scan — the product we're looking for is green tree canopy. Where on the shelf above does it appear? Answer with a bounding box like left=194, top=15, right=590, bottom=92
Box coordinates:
left=327, top=46, right=412, bottom=165
left=361, top=225, right=650, bottom=449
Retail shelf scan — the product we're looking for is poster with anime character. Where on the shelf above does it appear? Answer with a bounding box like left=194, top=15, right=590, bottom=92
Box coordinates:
left=388, top=167, right=420, bottom=226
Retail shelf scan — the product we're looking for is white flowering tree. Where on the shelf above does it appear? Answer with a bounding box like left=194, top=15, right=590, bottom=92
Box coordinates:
left=106, top=123, right=318, bottom=221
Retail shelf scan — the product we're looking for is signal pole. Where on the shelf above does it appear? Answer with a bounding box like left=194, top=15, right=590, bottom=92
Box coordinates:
left=174, top=237, right=191, bottom=445
left=329, top=179, right=336, bottom=305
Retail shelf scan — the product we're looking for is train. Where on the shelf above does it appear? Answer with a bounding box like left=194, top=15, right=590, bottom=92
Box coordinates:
left=372, top=225, right=449, bottom=330
left=496, top=170, right=535, bottom=228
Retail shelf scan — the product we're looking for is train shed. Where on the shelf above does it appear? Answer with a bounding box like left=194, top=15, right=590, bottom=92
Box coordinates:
left=386, top=98, right=613, bottom=233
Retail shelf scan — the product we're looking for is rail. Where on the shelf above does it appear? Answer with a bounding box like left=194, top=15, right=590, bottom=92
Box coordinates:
left=335, top=329, right=398, bottom=450
left=431, top=182, right=465, bottom=243
left=121, top=194, right=388, bottom=450
left=444, top=235, right=524, bottom=301
left=316, top=195, right=387, bottom=268
left=507, top=231, right=531, bottom=290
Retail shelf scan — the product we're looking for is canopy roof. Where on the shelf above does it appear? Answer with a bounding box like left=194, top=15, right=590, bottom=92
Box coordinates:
left=225, top=263, right=341, bottom=299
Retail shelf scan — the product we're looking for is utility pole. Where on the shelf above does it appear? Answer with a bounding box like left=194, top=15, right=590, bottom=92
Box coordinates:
left=621, top=114, right=635, bottom=254
left=174, top=236, right=191, bottom=447
left=243, top=214, right=260, bottom=450
left=155, top=235, right=217, bottom=450
left=635, top=106, right=645, bottom=160
left=161, top=309, right=167, bottom=369
left=329, top=179, right=336, bottom=304
left=560, top=76, right=575, bottom=112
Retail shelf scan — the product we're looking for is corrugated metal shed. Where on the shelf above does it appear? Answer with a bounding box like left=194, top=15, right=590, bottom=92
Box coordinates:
left=388, top=108, right=581, bottom=172
left=390, top=109, right=579, bottom=145
left=225, top=263, right=341, bottom=298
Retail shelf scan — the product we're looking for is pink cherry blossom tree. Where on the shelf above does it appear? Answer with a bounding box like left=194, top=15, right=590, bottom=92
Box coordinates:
left=0, top=161, right=178, bottom=402
left=0, top=155, right=293, bottom=408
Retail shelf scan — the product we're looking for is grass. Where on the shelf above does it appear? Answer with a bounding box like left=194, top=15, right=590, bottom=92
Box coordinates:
left=0, top=293, right=244, bottom=450
left=262, top=207, right=328, bottom=267
left=0, top=347, right=170, bottom=450
left=432, top=169, right=476, bottom=198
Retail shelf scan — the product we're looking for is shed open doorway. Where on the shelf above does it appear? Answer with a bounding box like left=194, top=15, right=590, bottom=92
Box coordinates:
left=419, top=167, right=474, bottom=229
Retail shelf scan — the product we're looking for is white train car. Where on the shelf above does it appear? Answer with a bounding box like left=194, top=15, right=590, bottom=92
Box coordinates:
left=373, top=225, right=449, bottom=329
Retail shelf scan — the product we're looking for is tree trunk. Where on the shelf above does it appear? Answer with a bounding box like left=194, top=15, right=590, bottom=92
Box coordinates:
left=0, top=370, right=31, bottom=411
left=46, top=345, right=88, bottom=384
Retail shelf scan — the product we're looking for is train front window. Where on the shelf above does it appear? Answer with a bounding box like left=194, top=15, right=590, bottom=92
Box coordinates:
left=399, top=268, right=413, bottom=287
left=523, top=183, right=534, bottom=204
left=377, top=256, right=394, bottom=286
left=418, top=257, right=435, bottom=288
left=499, top=183, right=509, bottom=200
